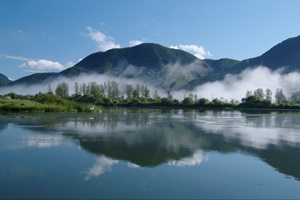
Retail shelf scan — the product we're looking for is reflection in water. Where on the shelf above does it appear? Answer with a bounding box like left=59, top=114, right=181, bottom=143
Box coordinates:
left=1, top=109, right=300, bottom=181
left=195, top=111, right=300, bottom=149
left=23, top=134, right=63, bottom=149
left=168, top=150, right=207, bottom=167
left=84, top=156, right=119, bottom=180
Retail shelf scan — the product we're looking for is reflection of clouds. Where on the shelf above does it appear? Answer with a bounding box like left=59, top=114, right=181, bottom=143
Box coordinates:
left=1, top=133, right=63, bottom=150
left=84, top=156, right=118, bottom=180
left=195, top=112, right=300, bottom=149
left=168, top=150, right=207, bottom=167
left=23, top=134, right=63, bottom=148
left=127, top=162, right=141, bottom=169
left=61, top=121, right=144, bottom=136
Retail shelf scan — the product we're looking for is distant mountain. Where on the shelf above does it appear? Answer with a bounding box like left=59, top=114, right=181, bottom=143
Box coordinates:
left=0, top=73, right=12, bottom=86
left=3, top=35, right=300, bottom=91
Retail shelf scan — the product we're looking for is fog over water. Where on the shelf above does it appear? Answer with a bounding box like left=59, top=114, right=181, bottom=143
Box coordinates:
left=1, top=65, right=300, bottom=102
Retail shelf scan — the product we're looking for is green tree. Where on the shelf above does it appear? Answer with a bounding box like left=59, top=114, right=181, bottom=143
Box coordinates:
left=289, top=91, right=300, bottom=103
left=265, top=88, right=272, bottom=102
left=245, top=90, right=253, bottom=98
left=197, top=98, right=210, bottom=106
left=141, top=85, right=150, bottom=99
left=47, top=84, right=53, bottom=94
left=275, top=88, right=287, bottom=104
left=74, top=82, right=79, bottom=95
left=167, top=90, right=173, bottom=99
left=153, top=89, right=159, bottom=99
left=254, top=88, right=264, bottom=99
left=182, top=97, right=194, bottom=106
left=125, top=84, right=134, bottom=99
left=107, top=81, right=119, bottom=99
left=80, top=83, right=87, bottom=95
left=90, top=82, right=102, bottom=99
left=55, top=82, right=69, bottom=97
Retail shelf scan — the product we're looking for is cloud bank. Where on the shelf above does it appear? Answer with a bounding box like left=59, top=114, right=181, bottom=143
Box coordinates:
left=190, top=66, right=300, bottom=102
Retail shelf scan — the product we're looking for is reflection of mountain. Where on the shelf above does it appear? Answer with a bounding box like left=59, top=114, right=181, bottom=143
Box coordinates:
left=1, top=110, right=300, bottom=180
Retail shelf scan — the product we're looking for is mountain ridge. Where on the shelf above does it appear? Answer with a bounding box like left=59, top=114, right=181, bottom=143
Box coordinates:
left=1, top=35, right=300, bottom=90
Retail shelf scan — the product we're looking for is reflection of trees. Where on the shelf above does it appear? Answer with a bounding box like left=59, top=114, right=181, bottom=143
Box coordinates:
left=242, top=111, right=300, bottom=129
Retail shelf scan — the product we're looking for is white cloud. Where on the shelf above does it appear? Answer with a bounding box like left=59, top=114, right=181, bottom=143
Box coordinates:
left=21, top=59, right=66, bottom=71
left=2, top=54, right=67, bottom=72
left=86, top=26, right=121, bottom=51
left=129, top=40, right=143, bottom=47
left=2, top=54, right=28, bottom=61
left=170, top=44, right=212, bottom=59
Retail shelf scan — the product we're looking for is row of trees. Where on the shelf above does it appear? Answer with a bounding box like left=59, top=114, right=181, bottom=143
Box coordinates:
left=243, top=88, right=300, bottom=104
left=48, top=81, right=300, bottom=108
left=52, top=81, right=158, bottom=101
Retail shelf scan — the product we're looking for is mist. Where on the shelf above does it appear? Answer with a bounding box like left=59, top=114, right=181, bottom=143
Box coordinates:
left=1, top=65, right=300, bottom=102
left=0, top=73, right=167, bottom=98
left=174, top=66, right=300, bottom=102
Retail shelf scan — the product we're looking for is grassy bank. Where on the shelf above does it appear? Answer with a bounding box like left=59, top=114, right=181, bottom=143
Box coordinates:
left=0, top=98, right=101, bottom=113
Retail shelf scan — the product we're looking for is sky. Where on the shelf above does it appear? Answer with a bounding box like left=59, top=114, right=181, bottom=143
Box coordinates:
left=1, top=0, right=300, bottom=80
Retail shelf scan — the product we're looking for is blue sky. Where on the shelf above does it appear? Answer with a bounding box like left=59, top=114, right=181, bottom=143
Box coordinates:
left=1, top=0, right=300, bottom=80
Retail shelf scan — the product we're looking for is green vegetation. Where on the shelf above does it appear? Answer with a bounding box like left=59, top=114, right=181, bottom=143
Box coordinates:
left=0, top=92, right=102, bottom=112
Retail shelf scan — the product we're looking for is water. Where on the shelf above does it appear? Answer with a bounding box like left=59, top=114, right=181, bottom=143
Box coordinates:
left=1, top=109, right=300, bottom=199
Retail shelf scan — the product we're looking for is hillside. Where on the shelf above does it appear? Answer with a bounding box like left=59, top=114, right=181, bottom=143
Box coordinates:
left=234, top=35, right=300, bottom=72
left=0, top=73, right=12, bottom=86
left=10, top=72, right=57, bottom=86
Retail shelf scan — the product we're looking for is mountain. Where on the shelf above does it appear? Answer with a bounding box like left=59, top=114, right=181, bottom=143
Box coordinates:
left=183, top=35, right=300, bottom=89
left=3, top=35, right=300, bottom=90
left=0, top=73, right=12, bottom=86
left=75, top=43, right=198, bottom=73
left=7, top=43, right=206, bottom=90
left=234, top=35, right=300, bottom=72
left=10, top=72, right=57, bottom=86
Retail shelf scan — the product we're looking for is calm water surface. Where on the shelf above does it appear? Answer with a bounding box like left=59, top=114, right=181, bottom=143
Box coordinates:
left=1, top=109, right=300, bottom=199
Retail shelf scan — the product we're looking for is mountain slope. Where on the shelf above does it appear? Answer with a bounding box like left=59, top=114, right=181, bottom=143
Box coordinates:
left=10, top=72, right=57, bottom=86
left=235, top=35, right=300, bottom=72
left=0, top=73, right=12, bottom=86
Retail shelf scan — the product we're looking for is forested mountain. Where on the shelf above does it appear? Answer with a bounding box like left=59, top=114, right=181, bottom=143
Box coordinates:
left=2, top=35, right=300, bottom=90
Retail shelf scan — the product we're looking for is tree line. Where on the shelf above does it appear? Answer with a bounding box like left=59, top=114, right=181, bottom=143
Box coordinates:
left=48, top=81, right=300, bottom=108
left=2, top=81, right=300, bottom=109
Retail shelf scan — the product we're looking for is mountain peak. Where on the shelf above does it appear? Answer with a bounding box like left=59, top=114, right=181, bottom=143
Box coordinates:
left=73, top=43, right=198, bottom=74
